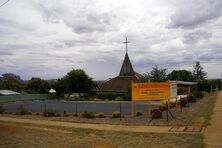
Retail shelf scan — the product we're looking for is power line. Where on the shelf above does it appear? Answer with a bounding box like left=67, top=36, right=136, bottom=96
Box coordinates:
left=0, top=0, right=10, bottom=8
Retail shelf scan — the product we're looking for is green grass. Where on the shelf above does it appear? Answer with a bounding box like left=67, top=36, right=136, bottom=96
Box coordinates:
left=191, top=92, right=217, bottom=126
left=191, top=134, right=204, bottom=148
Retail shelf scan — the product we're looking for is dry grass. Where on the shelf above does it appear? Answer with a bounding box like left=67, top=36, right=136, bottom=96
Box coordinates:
left=0, top=123, right=203, bottom=148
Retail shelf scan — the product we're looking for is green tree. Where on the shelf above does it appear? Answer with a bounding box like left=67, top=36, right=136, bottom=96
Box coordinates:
left=141, top=65, right=167, bottom=82
left=54, top=69, right=95, bottom=97
left=53, top=77, right=67, bottom=97
left=66, top=69, right=95, bottom=96
left=193, top=61, right=207, bottom=81
left=0, top=76, right=22, bottom=92
left=168, top=70, right=194, bottom=81
left=26, top=77, right=50, bottom=93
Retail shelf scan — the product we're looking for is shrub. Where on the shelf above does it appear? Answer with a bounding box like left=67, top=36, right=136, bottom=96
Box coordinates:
left=44, top=108, right=56, bottom=117
left=187, top=94, right=196, bottom=103
left=170, top=101, right=176, bottom=107
left=56, top=113, right=62, bottom=117
left=16, top=107, right=29, bottom=115
left=136, top=111, right=143, bottom=116
left=96, top=92, right=127, bottom=100
left=158, top=103, right=166, bottom=112
left=193, top=91, right=203, bottom=99
left=0, top=105, right=5, bottom=114
left=115, top=96, right=124, bottom=101
left=82, top=111, right=95, bottom=118
left=95, top=112, right=106, bottom=118
left=180, top=98, right=188, bottom=107
left=112, top=112, right=121, bottom=118
left=151, top=109, right=162, bottom=119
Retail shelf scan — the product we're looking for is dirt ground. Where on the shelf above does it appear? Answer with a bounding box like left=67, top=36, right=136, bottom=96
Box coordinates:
left=0, top=122, right=202, bottom=148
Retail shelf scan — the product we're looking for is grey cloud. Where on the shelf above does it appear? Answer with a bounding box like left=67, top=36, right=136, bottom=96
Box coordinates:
left=0, top=51, right=13, bottom=55
left=68, top=12, right=117, bottom=34
left=36, top=1, right=117, bottom=34
left=168, top=0, right=222, bottom=29
left=183, top=30, right=212, bottom=44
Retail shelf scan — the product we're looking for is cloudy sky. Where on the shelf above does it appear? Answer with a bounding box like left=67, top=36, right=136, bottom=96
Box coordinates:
left=0, top=0, right=222, bottom=80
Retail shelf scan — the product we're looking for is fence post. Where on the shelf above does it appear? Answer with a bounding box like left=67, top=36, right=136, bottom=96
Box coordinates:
left=166, top=101, right=168, bottom=122
left=180, top=100, right=182, bottom=112
left=20, top=104, right=22, bottom=114
left=44, top=104, right=46, bottom=113
left=119, top=103, right=122, bottom=121
left=75, top=103, right=78, bottom=117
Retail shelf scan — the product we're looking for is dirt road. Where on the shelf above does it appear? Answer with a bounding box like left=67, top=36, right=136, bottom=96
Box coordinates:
left=204, top=91, right=222, bottom=147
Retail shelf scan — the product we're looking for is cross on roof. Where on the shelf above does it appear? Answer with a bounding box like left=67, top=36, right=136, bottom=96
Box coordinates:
left=123, top=37, right=130, bottom=54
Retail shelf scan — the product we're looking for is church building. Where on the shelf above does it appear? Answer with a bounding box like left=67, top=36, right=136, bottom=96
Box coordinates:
left=100, top=38, right=142, bottom=92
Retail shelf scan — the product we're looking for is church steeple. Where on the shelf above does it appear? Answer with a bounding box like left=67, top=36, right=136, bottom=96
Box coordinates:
left=119, top=37, right=135, bottom=76
left=119, top=52, right=135, bottom=76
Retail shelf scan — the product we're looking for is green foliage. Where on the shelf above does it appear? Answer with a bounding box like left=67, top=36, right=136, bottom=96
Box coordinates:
left=158, top=103, right=166, bottom=112
left=168, top=70, right=194, bottom=81
left=136, top=111, right=143, bottom=116
left=95, top=112, right=106, bottom=118
left=82, top=111, right=95, bottom=118
left=193, top=91, right=203, bottom=99
left=54, top=78, right=67, bottom=97
left=54, top=69, right=95, bottom=97
left=96, top=92, right=127, bottom=100
left=44, top=108, right=56, bottom=117
left=112, top=112, right=121, bottom=118
left=0, top=76, right=22, bottom=92
left=193, top=61, right=207, bottom=81
left=180, top=98, right=188, bottom=107
left=16, top=107, right=29, bottom=115
left=187, top=94, right=196, bottom=103
left=141, top=65, right=167, bottom=82
left=66, top=69, right=95, bottom=95
left=26, top=77, right=50, bottom=93
left=151, top=109, right=162, bottom=119
left=0, top=105, right=5, bottom=114
left=56, top=113, right=62, bottom=117
left=197, top=79, right=221, bottom=92
left=170, top=101, right=176, bottom=107
left=115, top=96, right=124, bottom=101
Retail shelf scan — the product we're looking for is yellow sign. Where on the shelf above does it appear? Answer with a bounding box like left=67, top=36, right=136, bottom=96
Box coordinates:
left=132, top=81, right=171, bottom=100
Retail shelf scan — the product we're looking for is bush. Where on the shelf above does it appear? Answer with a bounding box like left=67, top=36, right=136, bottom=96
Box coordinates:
left=82, top=111, right=95, bottom=118
left=112, top=112, right=121, bottom=118
left=193, top=91, right=203, bottom=99
left=115, top=96, right=124, bottom=101
left=136, top=111, right=143, bottom=116
left=95, top=112, right=106, bottom=118
left=151, top=109, right=162, bottom=119
left=44, top=108, right=56, bottom=117
left=15, top=107, right=29, bottom=115
left=187, top=94, right=196, bottom=103
left=96, top=92, right=127, bottom=100
left=180, top=98, right=188, bottom=107
left=0, top=105, right=5, bottom=114
left=170, top=101, right=176, bottom=107
left=56, top=113, right=62, bottom=117
left=158, top=103, right=166, bottom=112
